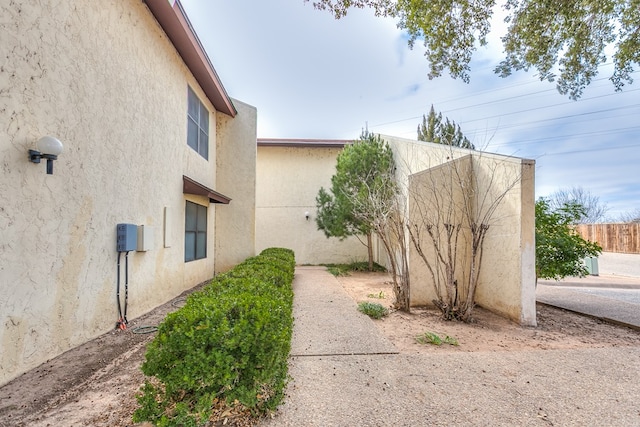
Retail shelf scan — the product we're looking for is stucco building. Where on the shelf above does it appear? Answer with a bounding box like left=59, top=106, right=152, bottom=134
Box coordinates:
left=1, top=0, right=537, bottom=387
left=387, top=136, right=536, bottom=326
left=256, top=139, right=371, bottom=265
left=256, top=136, right=537, bottom=326
left=0, top=0, right=256, bottom=385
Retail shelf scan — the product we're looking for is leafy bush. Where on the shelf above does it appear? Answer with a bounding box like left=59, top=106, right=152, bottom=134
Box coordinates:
left=535, top=199, right=602, bottom=280
left=133, top=248, right=295, bottom=426
left=357, top=302, right=388, bottom=319
left=324, top=261, right=386, bottom=276
left=346, top=261, right=386, bottom=272
left=325, top=264, right=351, bottom=276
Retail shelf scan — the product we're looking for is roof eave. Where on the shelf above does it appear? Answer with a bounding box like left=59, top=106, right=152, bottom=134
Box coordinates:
left=257, top=138, right=353, bottom=148
left=144, top=0, right=237, bottom=117
left=183, top=176, right=231, bottom=204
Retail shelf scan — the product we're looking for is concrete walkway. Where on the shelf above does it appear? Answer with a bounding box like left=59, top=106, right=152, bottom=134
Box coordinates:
left=289, top=266, right=397, bottom=357
left=263, top=266, right=640, bottom=426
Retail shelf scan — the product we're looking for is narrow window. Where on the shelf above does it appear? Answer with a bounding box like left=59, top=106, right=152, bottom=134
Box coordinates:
left=185, top=200, right=207, bottom=262
left=187, top=86, right=209, bottom=159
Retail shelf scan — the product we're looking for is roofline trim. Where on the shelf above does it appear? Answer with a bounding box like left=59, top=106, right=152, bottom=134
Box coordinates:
left=257, top=138, right=353, bottom=148
left=183, top=175, right=231, bottom=204
left=144, top=0, right=237, bottom=117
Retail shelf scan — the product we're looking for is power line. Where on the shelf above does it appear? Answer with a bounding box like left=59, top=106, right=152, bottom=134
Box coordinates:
left=368, top=86, right=639, bottom=133
left=532, top=142, right=640, bottom=157
left=464, top=104, right=640, bottom=137
left=368, top=70, right=639, bottom=133
left=373, top=101, right=640, bottom=146
left=493, top=125, right=640, bottom=146
left=458, top=88, right=640, bottom=125
left=436, top=70, right=636, bottom=109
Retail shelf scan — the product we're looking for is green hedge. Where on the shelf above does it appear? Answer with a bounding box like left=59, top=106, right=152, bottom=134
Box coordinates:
left=133, top=248, right=295, bottom=427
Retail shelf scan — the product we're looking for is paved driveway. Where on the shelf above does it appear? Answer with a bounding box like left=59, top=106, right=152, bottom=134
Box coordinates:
left=537, top=274, right=640, bottom=329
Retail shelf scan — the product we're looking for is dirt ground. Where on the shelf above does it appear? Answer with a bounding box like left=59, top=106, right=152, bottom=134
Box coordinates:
left=337, top=272, right=640, bottom=353
left=1, top=272, right=639, bottom=427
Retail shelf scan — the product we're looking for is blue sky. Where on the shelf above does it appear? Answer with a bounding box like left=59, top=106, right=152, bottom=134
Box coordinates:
left=180, top=0, right=639, bottom=219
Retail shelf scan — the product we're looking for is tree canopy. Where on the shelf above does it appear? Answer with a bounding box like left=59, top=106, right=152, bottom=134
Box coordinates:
left=307, top=0, right=640, bottom=99
left=417, top=105, right=475, bottom=149
left=535, top=198, right=602, bottom=280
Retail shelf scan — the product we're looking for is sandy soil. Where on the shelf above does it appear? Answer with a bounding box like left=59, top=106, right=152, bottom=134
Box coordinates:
left=337, top=271, right=640, bottom=353
left=1, top=272, right=639, bottom=427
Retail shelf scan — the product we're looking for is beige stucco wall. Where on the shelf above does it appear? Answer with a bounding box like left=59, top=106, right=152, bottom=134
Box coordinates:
left=255, top=146, right=369, bottom=264
left=408, top=156, right=474, bottom=307
left=381, top=135, right=536, bottom=325
left=472, top=155, right=536, bottom=325
left=381, top=135, right=478, bottom=274
left=215, top=99, right=257, bottom=272
left=0, top=0, right=255, bottom=385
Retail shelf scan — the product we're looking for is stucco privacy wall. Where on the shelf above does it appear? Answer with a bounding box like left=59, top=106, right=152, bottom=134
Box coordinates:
left=0, top=1, right=256, bottom=385
left=215, top=99, right=257, bottom=272
left=382, top=135, right=478, bottom=274
left=382, top=135, right=536, bottom=325
left=408, top=156, right=473, bottom=307
left=255, top=143, right=369, bottom=265
left=472, top=153, right=536, bottom=325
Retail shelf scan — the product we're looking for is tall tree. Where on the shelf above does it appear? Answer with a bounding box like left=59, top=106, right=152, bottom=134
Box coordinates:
left=535, top=198, right=602, bottom=281
left=547, top=186, right=609, bottom=224
left=344, top=157, right=411, bottom=311
left=315, top=132, right=396, bottom=271
left=417, top=105, right=475, bottom=149
left=307, top=0, right=639, bottom=99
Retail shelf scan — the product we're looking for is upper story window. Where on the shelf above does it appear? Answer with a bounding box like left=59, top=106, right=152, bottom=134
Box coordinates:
left=187, top=86, right=209, bottom=159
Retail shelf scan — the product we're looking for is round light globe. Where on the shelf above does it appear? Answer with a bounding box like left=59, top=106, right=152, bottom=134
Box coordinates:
left=36, top=136, right=64, bottom=156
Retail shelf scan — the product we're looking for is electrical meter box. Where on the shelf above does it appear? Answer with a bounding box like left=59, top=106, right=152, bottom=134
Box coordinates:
left=137, top=225, right=154, bottom=252
left=116, top=223, right=138, bottom=252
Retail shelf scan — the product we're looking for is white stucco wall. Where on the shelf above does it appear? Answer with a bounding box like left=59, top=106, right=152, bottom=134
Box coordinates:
left=473, top=155, right=536, bottom=325
left=408, top=156, right=474, bottom=307
left=382, top=135, right=536, bottom=325
left=255, top=145, right=369, bottom=265
left=215, top=99, right=257, bottom=272
left=0, top=1, right=256, bottom=385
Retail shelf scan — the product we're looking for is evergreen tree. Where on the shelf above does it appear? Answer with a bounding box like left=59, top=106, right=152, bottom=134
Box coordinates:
left=316, top=132, right=396, bottom=270
left=417, top=105, right=475, bottom=150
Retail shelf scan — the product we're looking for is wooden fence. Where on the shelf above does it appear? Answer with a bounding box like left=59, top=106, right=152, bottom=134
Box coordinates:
left=575, top=223, right=640, bottom=254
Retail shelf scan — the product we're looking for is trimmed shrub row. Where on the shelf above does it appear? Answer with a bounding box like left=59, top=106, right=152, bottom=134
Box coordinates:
left=133, top=248, right=295, bottom=427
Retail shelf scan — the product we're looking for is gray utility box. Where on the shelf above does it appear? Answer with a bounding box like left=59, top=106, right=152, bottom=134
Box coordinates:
left=584, top=256, right=599, bottom=276
left=117, top=223, right=138, bottom=252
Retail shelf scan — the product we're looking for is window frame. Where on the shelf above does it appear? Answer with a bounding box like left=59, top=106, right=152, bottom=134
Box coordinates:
left=187, top=86, right=209, bottom=159
left=184, top=200, right=207, bottom=262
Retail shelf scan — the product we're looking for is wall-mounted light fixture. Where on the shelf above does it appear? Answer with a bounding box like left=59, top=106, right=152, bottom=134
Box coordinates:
left=29, top=136, right=63, bottom=175
left=305, top=211, right=310, bottom=221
